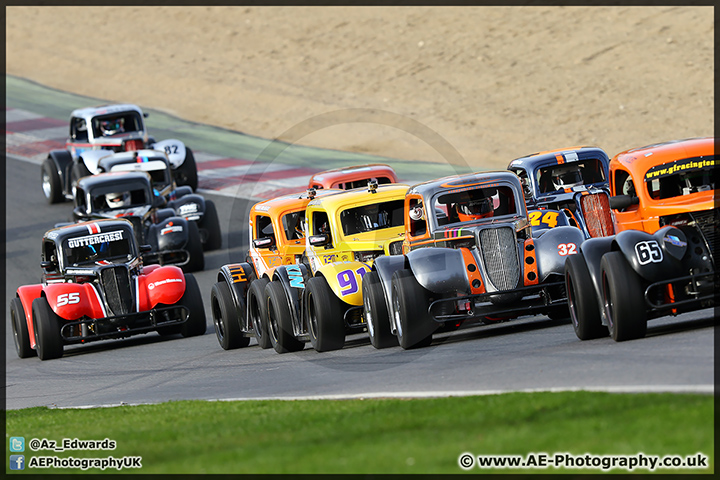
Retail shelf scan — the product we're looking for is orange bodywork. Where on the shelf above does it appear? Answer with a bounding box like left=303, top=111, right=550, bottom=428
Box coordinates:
left=609, top=137, right=715, bottom=234
left=308, top=164, right=399, bottom=190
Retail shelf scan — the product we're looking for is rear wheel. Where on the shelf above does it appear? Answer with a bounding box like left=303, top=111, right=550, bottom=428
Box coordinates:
left=175, top=147, right=198, bottom=191
left=32, top=297, right=64, bottom=360
left=391, top=269, right=435, bottom=349
left=201, top=200, right=222, bottom=251
left=306, top=276, right=346, bottom=352
left=265, top=281, right=304, bottom=354
left=11, top=298, right=36, bottom=358
left=248, top=278, right=271, bottom=349
left=565, top=254, right=607, bottom=340
left=362, top=271, right=397, bottom=349
left=601, top=252, right=647, bottom=341
left=183, top=221, right=205, bottom=273
left=211, top=281, right=248, bottom=349
left=179, top=274, right=207, bottom=337
left=41, top=159, right=63, bottom=204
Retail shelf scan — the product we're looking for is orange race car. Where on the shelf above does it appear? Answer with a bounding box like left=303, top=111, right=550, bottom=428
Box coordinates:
left=564, top=137, right=716, bottom=341
left=307, top=164, right=398, bottom=190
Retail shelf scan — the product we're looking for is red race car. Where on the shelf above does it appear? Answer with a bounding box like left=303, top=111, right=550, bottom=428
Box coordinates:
left=10, top=219, right=206, bottom=360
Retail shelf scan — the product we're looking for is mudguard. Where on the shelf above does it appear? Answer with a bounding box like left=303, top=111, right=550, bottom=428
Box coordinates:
left=272, top=264, right=312, bottom=336
left=527, top=208, right=571, bottom=236
left=16, top=285, right=44, bottom=341
left=576, top=236, right=614, bottom=302
left=154, top=208, right=176, bottom=224
left=217, top=262, right=256, bottom=329
left=406, top=247, right=469, bottom=295
left=43, top=283, right=108, bottom=321
left=136, top=265, right=186, bottom=310
left=314, top=261, right=372, bottom=306
left=373, top=254, right=407, bottom=318
left=168, top=186, right=194, bottom=201
left=150, top=139, right=186, bottom=168
left=78, top=149, right=114, bottom=174
left=47, top=150, right=73, bottom=193
left=151, top=217, right=190, bottom=251
left=168, top=194, right=206, bottom=221
left=534, top=225, right=586, bottom=281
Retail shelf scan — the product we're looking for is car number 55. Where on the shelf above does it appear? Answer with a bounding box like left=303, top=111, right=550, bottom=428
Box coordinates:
left=57, top=292, right=81, bottom=307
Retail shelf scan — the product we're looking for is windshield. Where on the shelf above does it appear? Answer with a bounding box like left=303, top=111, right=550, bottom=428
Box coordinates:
left=282, top=210, right=306, bottom=240
left=340, top=199, right=404, bottom=235
left=92, top=111, right=143, bottom=138
left=90, top=185, right=150, bottom=212
left=536, top=159, right=606, bottom=194
left=63, top=229, right=134, bottom=266
left=433, top=185, right=517, bottom=226
left=644, top=156, right=716, bottom=200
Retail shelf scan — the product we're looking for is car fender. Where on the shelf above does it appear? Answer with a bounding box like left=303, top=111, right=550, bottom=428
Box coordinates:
left=43, top=283, right=108, bottom=321
left=78, top=149, right=114, bottom=174
left=150, top=139, right=186, bottom=168
left=372, top=254, right=407, bottom=326
left=154, top=207, right=176, bottom=224
left=534, top=225, right=586, bottom=281
left=575, top=236, right=615, bottom=300
left=168, top=186, right=193, bottom=200
left=406, top=247, right=469, bottom=295
left=272, top=264, right=311, bottom=335
left=150, top=216, right=190, bottom=251
left=47, top=150, right=73, bottom=193
left=16, top=285, right=44, bottom=343
left=217, top=262, right=255, bottom=322
left=614, top=227, right=689, bottom=282
left=314, top=261, right=372, bottom=307
left=137, top=265, right=186, bottom=310
left=168, top=194, right=206, bottom=221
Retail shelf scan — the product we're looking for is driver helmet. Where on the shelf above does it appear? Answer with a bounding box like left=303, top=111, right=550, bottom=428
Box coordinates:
left=551, top=164, right=584, bottom=190
left=100, top=117, right=125, bottom=136
left=106, top=191, right=131, bottom=208
left=409, top=203, right=425, bottom=221
left=456, top=197, right=493, bottom=222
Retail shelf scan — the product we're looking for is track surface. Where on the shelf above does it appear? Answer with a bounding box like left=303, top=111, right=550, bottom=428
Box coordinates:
left=5, top=155, right=714, bottom=410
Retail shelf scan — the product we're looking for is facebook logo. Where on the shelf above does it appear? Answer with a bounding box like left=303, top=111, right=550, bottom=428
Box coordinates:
left=10, top=437, right=25, bottom=452
left=10, top=455, right=25, bottom=470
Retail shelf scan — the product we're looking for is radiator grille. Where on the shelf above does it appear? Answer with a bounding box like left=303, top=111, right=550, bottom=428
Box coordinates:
left=478, top=227, right=520, bottom=291
left=693, top=208, right=719, bottom=257
left=100, top=266, right=133, bottom=316
left=580, top=193, right=614, bottom=237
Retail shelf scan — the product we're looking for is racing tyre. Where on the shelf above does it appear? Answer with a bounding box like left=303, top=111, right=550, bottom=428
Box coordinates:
left=11, top=297, right=36, bottom=358
left=183, top=221, right=205, bottom=273
left=70, top=161, right=91, bottom=197
left=391, top=269, right=435, bottom=349
left=201, top=199, right=222, bottom=251
left=175, top=147, right=198, bottom=191
left=211, top=281, right=249, bottom=349
left=179, top=274, right=207, bottom=337
left=32, top=297, right=64, bottom=360
left=306, top=276, right=346, bottom=352
left=601, top=252, right=647, bottom=341
left=248, top=278, right=272, bottom=349
left=41, top=158, right=63, bottom=204
left=565, top=254, right=607, bottom=340
left=265, top=281, right=304, bottom=354
left=362, top=271, right=397, bottom=349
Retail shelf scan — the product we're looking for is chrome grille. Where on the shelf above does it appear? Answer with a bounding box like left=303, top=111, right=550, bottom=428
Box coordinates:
left=693, top=208, right=719, bottom=256
left=478, top=227, right=520, bottom=291
left=100, top=266, right=133, bottom=316
left=580, top=193, right=614, bottom=238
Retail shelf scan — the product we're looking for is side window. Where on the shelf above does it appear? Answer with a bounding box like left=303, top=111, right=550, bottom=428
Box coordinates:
left=613, top=169, right=636, bottom=197
left=282, top=211, right=306, bottom=240
left=408, top=198, right=427, bottom=237
left=255, top=215, right=275, bottom=243
left=71, top=117, right=88, bottom=142
left=312, top=211, right=331, bottom=244
left=42, top=241, right=59, bottom=272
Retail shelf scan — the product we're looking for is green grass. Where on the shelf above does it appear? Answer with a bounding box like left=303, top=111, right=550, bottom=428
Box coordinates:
left=5, top=391, right=713, bottom=474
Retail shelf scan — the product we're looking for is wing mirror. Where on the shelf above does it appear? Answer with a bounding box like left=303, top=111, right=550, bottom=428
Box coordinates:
left=308, top=234, right=330, bottom=247
left=41, top=260, right=57, bottom=271
left=139, top=244, right=153, bottom=254
left=252, top=237, right=275, bottom=249
left=609, top=195, right=639, bottom=210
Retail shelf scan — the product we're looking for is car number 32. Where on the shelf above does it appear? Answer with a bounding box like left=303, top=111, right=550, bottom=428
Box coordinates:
left=557, top=243, right=577, bottom=256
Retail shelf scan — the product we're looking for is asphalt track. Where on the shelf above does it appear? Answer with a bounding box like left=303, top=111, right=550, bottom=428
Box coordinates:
left=5, top=153, right=715, bottom=410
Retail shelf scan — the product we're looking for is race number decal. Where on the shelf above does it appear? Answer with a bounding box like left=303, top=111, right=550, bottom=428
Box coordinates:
left=287, top=265, right=304, bottom=289
left=635, top=240, right=663, bottom=265
left=57, top=292, right=81, bottom=307
left=229, top=266, right=247, bottom=283
left=529, top=211, right=559, bottom=229
left=164, top=144, right=179, bottom=155
left=337, top=268, right=368, bottom=296
left=557, top=243, right=577, bottom=256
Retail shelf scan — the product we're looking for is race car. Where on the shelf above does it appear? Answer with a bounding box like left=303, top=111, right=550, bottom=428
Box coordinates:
left=9, top=220, right=206, bottom=360
left=209, top=187, right=342, bottom=350
left=564, top=137, right=717, bottom=341
left=307, top=164, right=399, bottom=190
left=97, top=149, right=222, bottom=250
left=72, top=171, right=205, bottom=272
left=41, top=104, right=198, bottom=204
left=363, top=171, right=587, bottom=349
left=507, top=146, right=614, bottom=238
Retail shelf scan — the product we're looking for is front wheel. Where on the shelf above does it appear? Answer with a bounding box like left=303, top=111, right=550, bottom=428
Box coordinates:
left=32, top=297, right=64, bottom=360
left=601, top=251, right=647, bottom=341
left=211, top=281, right=248, bottom=349
left=362, top=271, right=397, bottom=349
left=11, top=297, right=36, bottom=358
left=175, top=147, right=198, bottom=191
left=179, top=274, right=207, bottom=337
left=41, top=159, right=63, bottom=204
left=391, top=269, right=435, bottom=349
left=306, top=276, right=346, bottom=352
left=265, top=281, right=304, bottom=354
left=565, top=254, right=607, bottom=340
left=248, top=278, right=271, bottom=349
